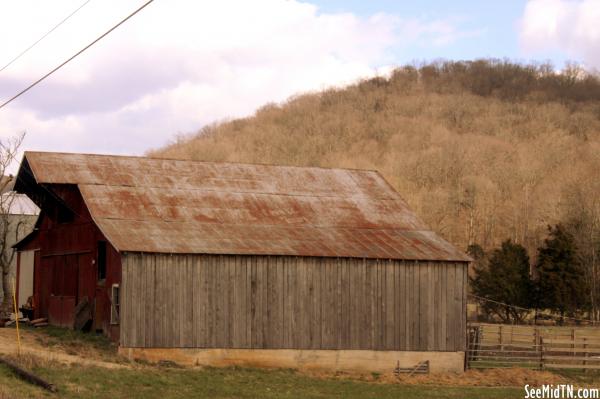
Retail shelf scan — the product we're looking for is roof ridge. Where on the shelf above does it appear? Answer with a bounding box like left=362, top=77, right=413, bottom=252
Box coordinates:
left=92, top=214, right=430, bottom=231
left=23, top=151, right=380, bottom=174
left=77, top=183, right=400, bottom=200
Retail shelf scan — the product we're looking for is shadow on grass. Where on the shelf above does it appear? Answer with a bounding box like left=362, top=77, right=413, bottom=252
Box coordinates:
left=33, top=326, right=116, bottom=357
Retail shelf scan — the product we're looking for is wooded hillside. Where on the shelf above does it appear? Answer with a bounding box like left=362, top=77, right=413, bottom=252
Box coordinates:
left=151, top=60, right=600, bottom=258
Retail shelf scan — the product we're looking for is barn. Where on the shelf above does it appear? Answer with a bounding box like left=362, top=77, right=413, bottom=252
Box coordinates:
left=14, top=151, right=470, bottom=373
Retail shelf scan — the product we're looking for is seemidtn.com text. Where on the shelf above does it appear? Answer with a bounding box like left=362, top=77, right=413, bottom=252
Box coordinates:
left=525, top=385, right=599, bottom=399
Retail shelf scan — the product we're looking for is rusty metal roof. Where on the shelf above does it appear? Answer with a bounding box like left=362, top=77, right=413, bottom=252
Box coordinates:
left=17, top=151, right=470, bottom=261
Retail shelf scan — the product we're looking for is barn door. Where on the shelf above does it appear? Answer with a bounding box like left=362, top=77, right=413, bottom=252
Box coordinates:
left=37, top=257, right=53, bottom=319
left=48, top=255, right=78, bottom=328
left=77, top=253, right=95, bottom=303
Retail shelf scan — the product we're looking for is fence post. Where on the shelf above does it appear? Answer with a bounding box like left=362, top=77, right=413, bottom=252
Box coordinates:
left=571, top=328, right=575, bottom=357
left=499, top=325, right=503, bottom=352
left=534, top=326, right=543, bottom=370
left=540, top=335, right=544, bottom=370
left=584, top=338, right=588, bottom=373
left=534, top=326, right=539, bottom=352
left=472, top=326, right=481, bottom=362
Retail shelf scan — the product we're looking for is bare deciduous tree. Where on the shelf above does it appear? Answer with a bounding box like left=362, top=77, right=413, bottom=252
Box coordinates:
left=561, top=181, right=600, bottom=321
left=0, top=132, right=25, bottom=316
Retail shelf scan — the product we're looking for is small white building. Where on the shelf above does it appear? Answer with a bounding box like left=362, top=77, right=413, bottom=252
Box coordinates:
left=0, top=192, right=39, bottom=310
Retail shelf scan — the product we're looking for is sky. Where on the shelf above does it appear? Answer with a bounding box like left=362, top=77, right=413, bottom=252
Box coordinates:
left=0, top=0, right=598, bottom=165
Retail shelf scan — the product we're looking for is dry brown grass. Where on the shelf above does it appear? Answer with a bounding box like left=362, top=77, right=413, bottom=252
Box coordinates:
left=150, top=60, right=600, bottom=257
left=304, top=367, right=568, bottom=387
left=0, top=327, right=127, bottom=369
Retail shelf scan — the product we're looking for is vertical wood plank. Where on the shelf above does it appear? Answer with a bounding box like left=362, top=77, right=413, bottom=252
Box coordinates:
left=446, top=263, right=456, bottom=351
left=347, top=258, right=356, bottom=349
left=265, top=256, right=273, bottom=348
left=169, top=255, right=177, bottom=347
left=410, top=262, right=418, bottom=350
left=364, top=259, right=374, bottom=350
left=427, top=262, right=435, bottom=351
left=217, top=255, right=225, bottom=348
left=458, top=263, right=467, bottom=351
left=260, top=256, right=268, bottom=348
left=227, top=255, right=234, bottom=348
left=461, top=263, right=467, bottom=351
left=358, top=258, right=366, bottom=349
left=157, top=254, right=164, bottom=347
left=432, top=263, right=439, bottom=350
left=192, top=255, right=200, bottom=347
left=343, top=258, right=351, bottom=349
left=276, top=256, right=285, bottom=348
left=385, top=259, right=395, bottom=350
left=336, top=257, right=343, bottom=349
left=231, top=256, right=241, bottom=348
left=283, top=257, right=291, bottom=348
left=441, top=262, right=448, bottom=351
left=297, top=257, right=307, bottom=348
left=144, top=254, right=154, bottom=347
left=250, top=256, right=257, bottom=349
left=312, top=257, right=321, bottom=349
left=393, top=260, right=399, bottom=350
left=208, top=255, right=215, bottom=348
left=201, top=255, right=208, bottom=348
left=131, top=254, right=139, bottom=347
left=417, top=261, right=425, bottom=350
left=120, top=255, right=128, bottom=347
left=175, top=256, right=183, bottom=347
left=320, top=258, right=328, bottom=349
left=245, top=256, right=252, bottom=348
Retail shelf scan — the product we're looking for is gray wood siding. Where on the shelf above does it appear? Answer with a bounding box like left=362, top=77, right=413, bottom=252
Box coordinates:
left=121, top=254, right=467, bottom=351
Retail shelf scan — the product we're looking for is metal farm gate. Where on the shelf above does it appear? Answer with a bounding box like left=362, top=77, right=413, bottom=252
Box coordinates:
left=468, top=323, right=600, bottom=371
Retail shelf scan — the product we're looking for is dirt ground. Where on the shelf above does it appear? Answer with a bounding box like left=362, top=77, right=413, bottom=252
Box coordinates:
left=0, top=327, right=126, bottom=369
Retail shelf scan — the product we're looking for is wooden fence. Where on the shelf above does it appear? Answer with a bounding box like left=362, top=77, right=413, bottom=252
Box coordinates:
left=467, top=323, right=600, bottom=370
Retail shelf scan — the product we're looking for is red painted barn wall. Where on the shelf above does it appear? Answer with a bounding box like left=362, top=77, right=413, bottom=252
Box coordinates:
left=18, top=185, right=121, bottom=341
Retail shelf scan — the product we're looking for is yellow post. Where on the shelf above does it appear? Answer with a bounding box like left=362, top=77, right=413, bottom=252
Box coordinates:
left=12, top=278, right=21, bottom=356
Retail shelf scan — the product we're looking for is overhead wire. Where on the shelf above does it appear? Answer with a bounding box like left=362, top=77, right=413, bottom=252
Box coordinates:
left=0, top=0, right=94, bottom=73
left=469, top=293, right=596, bottom=324
left=0, top=0, right=155, bottom=110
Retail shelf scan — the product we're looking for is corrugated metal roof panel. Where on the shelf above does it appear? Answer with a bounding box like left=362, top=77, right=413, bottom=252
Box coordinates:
left=92, top=219, right=467, bottom=260
left=19, top=151, right=470, bottom=261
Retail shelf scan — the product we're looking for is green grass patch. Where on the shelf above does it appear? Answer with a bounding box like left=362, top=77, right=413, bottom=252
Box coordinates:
left=551, top=368, right=600, bottom=384
left=0, top=363, right=523, bottom=399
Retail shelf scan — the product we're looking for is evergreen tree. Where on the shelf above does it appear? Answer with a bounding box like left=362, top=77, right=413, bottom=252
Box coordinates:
left=467, top=244, right=486, bottom=265
left=471, top=240, right=532, bottom=323
left=536, top=224, right=587, bottom=322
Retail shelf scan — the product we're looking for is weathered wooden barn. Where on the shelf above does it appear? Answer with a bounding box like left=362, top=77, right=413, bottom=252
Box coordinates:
left=14, top=151, right=470, bottom=372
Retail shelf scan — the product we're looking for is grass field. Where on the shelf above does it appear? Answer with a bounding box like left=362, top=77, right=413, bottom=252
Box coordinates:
left=0, top=325, right=581, bottom=399
left=0, top=363, right=523, bottom=399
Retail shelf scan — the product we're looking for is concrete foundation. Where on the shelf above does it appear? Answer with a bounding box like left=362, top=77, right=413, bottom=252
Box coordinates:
left=119, top=347, right=465, bottom=373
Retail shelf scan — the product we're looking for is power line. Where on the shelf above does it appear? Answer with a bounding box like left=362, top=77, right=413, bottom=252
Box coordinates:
left=0, top=0, right=155, bottom=110
left=469, top=293, right=595, bottom=323
left=0, top=0, right=94, bottom=73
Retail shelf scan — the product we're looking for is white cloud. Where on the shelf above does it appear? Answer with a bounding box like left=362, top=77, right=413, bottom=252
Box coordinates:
left=520, top=0, right=600, bottom=68
left=0, top=0, right=478, bottom=162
